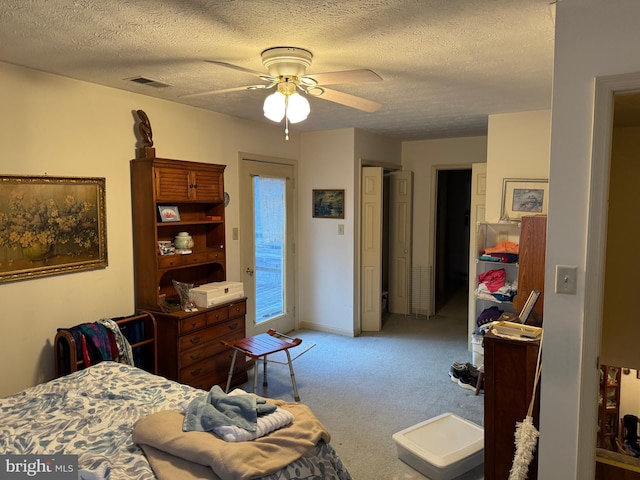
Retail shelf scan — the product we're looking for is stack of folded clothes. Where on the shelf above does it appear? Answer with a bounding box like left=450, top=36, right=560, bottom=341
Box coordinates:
left=182, top=386, right=294, bottom=441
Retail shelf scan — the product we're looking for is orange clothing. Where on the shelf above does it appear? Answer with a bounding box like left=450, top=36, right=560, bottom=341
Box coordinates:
left=484, top=240, right=519, bottom=254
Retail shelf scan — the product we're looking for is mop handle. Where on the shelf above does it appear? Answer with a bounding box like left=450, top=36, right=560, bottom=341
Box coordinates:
left=527, top=331, right=544, bottom=417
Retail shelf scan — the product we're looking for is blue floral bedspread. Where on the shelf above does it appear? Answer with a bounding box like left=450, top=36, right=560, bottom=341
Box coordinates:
left=0, top=362, right=351, bottom=480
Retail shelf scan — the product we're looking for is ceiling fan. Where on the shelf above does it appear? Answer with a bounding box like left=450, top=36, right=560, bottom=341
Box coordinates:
left=181, top=46, right=383, bottom=139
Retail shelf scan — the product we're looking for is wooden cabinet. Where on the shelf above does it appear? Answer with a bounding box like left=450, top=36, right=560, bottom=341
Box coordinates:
left=513, top=215, right=547, bottom=322
left=484, top=331, right=541, bottom=479
left=597, top=365, right=621, bottom=450
left=155, top=300, right=248, bottom=390
left=131, top=156, right=247, bottom=389
left=155, top=164, right=224, bottom=202
left=131, top=157, right=227, bottom=312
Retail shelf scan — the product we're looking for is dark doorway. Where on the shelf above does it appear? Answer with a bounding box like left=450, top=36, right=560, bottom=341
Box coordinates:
left=434, top=169, right=472, bottom=313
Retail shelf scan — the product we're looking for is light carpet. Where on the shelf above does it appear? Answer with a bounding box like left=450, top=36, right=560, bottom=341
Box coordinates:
left=240, top=291, right=484, bottom=480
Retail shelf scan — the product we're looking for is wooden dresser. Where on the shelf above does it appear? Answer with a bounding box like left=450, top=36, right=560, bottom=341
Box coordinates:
left=155, top=299, right=248, bottom=390
left=484, top=330, right=541, bottom=479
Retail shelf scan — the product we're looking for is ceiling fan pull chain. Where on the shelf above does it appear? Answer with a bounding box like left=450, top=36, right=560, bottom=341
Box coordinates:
left=284, top=95, right=290, bottom=141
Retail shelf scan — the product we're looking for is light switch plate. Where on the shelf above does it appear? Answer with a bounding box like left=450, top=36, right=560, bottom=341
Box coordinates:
left=555, top=265, right=577, bottom=294
left=338, top=224, right=345, bottom=235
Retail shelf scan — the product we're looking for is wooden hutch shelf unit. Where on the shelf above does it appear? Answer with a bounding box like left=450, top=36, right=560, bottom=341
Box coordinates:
left=131, top=156, right=247, bottom=390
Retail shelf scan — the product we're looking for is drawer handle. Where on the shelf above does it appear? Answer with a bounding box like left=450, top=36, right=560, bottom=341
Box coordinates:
left=190, top=368, right=202, bottom=377
left=190, top=336, right=202, bottom=344
left=228, top=322, right=238, bottom=330
left=190, top=352, right=201, bottom=360
left=191, top=321, right=197, bottom=328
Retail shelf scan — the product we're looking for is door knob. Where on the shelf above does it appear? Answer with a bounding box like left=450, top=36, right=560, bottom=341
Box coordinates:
left=246, top=267, right=254, bottom=277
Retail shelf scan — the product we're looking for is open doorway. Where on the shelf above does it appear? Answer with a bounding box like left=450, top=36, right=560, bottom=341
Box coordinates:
left=434, top=169, right=472, bottom=314
left=581, top=75, right=640, bottom=477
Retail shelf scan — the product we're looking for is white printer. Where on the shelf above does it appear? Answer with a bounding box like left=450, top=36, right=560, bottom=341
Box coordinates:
left=189, top=281, right=244, bottom=308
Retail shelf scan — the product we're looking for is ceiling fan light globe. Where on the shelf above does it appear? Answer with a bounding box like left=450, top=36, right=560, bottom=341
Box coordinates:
left=263, top=91, right=285, bottom=122
left=286, top=93, right=310, bottom=123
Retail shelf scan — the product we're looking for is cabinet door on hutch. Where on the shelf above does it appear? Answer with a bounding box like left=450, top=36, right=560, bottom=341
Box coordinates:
left=154, top=166, right=192, bottom=201
left=190, top=169, right=224, bottom=202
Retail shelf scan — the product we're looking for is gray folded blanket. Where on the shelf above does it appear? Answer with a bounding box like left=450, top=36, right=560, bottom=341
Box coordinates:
left=183, top=385, right=276, bottom=433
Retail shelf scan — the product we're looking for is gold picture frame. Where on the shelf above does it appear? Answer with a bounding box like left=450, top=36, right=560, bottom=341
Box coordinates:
left=0, top=175, right=107, bottom=283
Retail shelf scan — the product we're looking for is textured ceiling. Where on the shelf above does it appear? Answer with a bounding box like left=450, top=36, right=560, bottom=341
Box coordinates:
left=0, top=0, right=557, bottom=141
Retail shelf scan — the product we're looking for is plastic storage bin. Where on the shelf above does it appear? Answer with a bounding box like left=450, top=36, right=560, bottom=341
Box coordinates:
left=392, top=412, right=484, bottom=480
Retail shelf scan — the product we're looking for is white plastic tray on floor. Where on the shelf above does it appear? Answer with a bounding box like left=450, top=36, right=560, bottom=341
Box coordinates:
left=392, top=412, right=484, bottom=480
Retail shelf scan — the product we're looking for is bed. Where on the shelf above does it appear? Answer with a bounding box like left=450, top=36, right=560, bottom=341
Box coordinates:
left=0, top=316, right=351, bottom=480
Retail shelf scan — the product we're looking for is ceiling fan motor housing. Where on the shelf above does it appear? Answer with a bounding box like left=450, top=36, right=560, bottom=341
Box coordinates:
left=261, top=47, right=313, bottom=78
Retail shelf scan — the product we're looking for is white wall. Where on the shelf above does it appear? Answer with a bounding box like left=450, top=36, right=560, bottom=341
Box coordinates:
left=541, top=1, right=640, bottom=478
left=0, top=61, right=300, bottom=397
left=486, top=110, right=551, bottom=222
left=296, top=129, right=401, bottom=335
left=298, top=130, right=356, bottom=335
left=621, top=371, right=640, bottom=422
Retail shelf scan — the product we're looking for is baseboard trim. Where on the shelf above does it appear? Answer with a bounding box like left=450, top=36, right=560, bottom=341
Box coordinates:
left=298, top=321, right=356, bottom=338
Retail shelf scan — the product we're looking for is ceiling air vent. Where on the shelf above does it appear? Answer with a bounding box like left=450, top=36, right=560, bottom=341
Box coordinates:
left=126, top=76, right=172, bottom=88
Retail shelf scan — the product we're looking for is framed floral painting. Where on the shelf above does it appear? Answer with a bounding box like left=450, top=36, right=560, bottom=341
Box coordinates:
left=0, top=175, right=107, bottom=283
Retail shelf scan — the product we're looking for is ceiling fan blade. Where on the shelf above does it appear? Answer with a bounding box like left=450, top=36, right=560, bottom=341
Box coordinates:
left=204, top=60, right=272, bottom=79
left=180, top=84, right=269, bottom=99
left=306, top=69, right=382, bottom=86
left=317, top=87, right=382, bottom=113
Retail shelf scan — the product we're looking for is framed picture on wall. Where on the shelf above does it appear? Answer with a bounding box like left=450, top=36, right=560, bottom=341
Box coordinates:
left=0, top=175, right=107, bottom=283
left=501, top=178, right=549, bottom=221
left=312, top=189, right=345, bottom=219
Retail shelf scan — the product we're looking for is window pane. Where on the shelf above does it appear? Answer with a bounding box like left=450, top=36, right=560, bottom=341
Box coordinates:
left=253, top=176, right=285, bottom=322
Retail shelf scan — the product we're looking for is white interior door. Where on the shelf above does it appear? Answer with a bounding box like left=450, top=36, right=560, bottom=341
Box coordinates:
left=361, top=166, right=383, bottom=331
left=467, top=162, right=486, bottom=348
left=389, top=170, right=413, bottom=314
left=239, top=159, right=295, bottom=337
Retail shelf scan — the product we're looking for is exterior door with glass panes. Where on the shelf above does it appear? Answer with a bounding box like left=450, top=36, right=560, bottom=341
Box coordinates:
left=239, top=158, right=295, bottom=337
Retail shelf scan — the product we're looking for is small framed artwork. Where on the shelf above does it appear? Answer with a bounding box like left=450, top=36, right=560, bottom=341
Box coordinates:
left=158, top=205, right=180, bottom=222
left=312, top=189, right=345, bottom=219
left=501, top=178, right=548, bottom=221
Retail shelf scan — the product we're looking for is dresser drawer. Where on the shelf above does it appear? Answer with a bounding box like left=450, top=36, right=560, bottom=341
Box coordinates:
left=179, top=350, right=244, bottom=388
left=206, top=306, right=229, bottom=326
left=158, top=254, right=183, bottom=269
left=178, top=327, right=220, bottom=351
left=207, top=249, right=225, bottom=262
left=208, top=317, right=243, bottom=339
left=179, top=341, right=227, bottom=369
left=183, top=251, right=207, bottom=265
left=179, top=315, right=206, bottom=335
left=228, top=301, right=246, bottom=318
left=179, top=357, right=218, bottom=385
